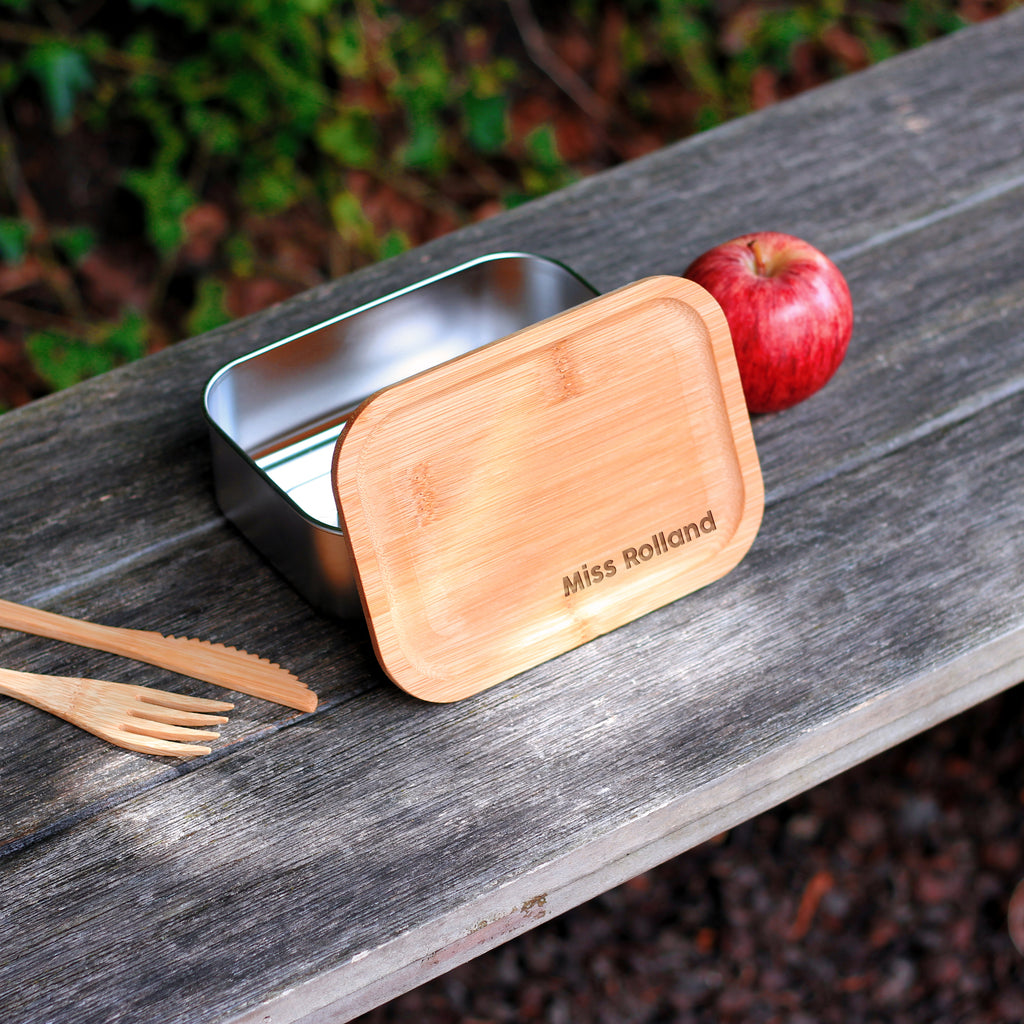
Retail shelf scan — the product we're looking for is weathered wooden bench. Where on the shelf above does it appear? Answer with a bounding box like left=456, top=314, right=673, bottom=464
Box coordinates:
left=3, top=11, right=1024, bottom=1022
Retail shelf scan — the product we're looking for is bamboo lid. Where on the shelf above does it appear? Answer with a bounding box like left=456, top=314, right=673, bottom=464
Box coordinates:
left=332, top=276, right=763, bottom=701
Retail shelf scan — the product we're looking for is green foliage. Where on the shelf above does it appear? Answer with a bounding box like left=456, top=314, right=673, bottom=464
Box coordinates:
left=186, top=279, right=231, bottom=337
left=23, top=39, right=92, bottom=129
left=615, top=0, right=972, bottom=128
left=52, top=224, right=95, bottom=264
left=26, top=309, right=147, bottom=392
left=0, top=217, right=31, bottom=262
left=0, top=0, right=999, bottom=406
left=124, top=165, right=197, bottom=255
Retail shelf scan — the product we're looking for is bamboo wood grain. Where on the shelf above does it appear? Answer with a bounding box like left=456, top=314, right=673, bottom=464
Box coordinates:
left=333, top=276, right=763, bottom=701
left=0, top=666, right=233, bottom=756
left=0, top=598, right=317, bottom=712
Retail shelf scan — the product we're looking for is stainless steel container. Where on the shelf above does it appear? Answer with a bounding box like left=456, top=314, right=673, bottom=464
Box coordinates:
left=204, top=253, right=598, bottom=616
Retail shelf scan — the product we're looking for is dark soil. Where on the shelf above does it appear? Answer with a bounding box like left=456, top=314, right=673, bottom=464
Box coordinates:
left=356, top=684, right=1024, bottom=1023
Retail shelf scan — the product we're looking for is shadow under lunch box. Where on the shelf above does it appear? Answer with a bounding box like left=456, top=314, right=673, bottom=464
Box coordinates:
left=204, top=252, right=763, bottom=702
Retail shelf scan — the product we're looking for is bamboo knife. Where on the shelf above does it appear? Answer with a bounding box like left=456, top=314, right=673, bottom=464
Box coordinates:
left=0, top=598, right=316, bottom=712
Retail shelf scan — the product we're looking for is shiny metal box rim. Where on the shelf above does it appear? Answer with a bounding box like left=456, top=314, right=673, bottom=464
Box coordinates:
left=203, top=253, right=599, bottom=617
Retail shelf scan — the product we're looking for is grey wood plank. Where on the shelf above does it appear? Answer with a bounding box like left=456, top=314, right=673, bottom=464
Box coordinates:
left=3, top=160, right=1022, bottom=846
left=4, top=376, right=1024, bottom=1024
left=2, top=9, right=1024, bottom=1024
left=0, top=527, right=375, bottom=849
left=758, top=175, right=1024, bottom=501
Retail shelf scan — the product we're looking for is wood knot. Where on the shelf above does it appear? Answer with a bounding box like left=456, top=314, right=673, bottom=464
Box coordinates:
left=410, top=462, right=437, bottom=524
left=547, top=341, right=580, bottom=401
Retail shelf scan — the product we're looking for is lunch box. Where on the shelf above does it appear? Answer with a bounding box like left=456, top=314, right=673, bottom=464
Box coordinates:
left=204, top=252, right=763, bottom=701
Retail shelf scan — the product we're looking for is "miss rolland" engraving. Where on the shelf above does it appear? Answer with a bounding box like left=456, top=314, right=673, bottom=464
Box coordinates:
left=562, top=510, right=717, bottom=597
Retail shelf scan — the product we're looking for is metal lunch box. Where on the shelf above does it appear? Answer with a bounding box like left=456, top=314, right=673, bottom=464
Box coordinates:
left=203, top=253, right=599, bottom=617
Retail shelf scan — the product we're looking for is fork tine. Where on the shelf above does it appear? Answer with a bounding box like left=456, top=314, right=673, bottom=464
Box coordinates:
left=133, top=688, right=234, bottom=713
left=108, top=733, right=216, bottom=757
left=86, top=716, right=219, bottom=756
left=120, top=720, right=223, bottom=743
left=129, top=706, right=230, bottom=727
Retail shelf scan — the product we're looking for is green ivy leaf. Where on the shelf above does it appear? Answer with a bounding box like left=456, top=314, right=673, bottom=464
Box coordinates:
left=124, top=167, right=197, bottom=254
left=522, top=126, right=577, bottom=196
left=329, top=190, right=376, bottom=250
left=379, top=229, right=409, bottom=260
left=224, top=232, right=256, bottom=276
left=524, top=124, right=561, bottom=169
left=317, top=109, right=378, bottom=168
left=186, top=278, right=231, bottom=336
left=222, top=67, right=273, bottom=122
left=53, top=225, right=96, bottom=265
left=24, top=42, right=93, bottom=129
left=28, top=330, right=99, bottom=390
left=0, top=217, right=31, bottom=263
left=186, top=107, right=241, bottom=155
left=240, top=159, right=301, bottom=215
left=401, top=96, right=448, bottom=172
left=102, top=308, right=148, bottom=362
left=326, top=21, right=367, bottom=76
left=463, top=93, right=507, bottom=153
left=25, top=313, right=146, bottom=392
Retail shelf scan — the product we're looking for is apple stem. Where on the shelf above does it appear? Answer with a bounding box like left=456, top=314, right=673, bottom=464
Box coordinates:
left=747, top=238, right=768, bottom=276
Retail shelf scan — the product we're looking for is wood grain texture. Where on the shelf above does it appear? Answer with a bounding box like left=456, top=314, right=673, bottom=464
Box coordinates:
left=2, top=10, right=1024, bottom=1024
left=334, top=277, right=762, bottom=700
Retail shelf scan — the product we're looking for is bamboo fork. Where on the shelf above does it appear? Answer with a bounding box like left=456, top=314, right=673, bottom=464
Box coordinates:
left=0, top=666, right=234, bottom=756
left=0, top=598, right=316, bottom=712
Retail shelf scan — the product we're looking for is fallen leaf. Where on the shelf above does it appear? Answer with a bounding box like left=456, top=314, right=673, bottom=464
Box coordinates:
left=788, top=869, right=834, bottom=940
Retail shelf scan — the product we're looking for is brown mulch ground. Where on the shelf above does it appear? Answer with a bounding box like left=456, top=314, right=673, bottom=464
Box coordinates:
left=356, top=684, right=1024, bottom=1023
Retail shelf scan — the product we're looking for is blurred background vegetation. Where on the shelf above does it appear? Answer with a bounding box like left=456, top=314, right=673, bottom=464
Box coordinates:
left=0, top=0, right=1015, bottom=410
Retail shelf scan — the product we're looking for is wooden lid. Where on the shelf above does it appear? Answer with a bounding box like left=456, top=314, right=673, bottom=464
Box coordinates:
left=332, top=276, right=763, bottom=702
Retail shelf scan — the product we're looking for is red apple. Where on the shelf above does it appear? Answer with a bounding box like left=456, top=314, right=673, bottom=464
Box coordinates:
left=683, top=231, right=853, bottom=413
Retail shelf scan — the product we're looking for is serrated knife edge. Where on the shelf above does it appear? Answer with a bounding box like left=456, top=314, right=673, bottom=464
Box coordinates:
left=0, top=598, right=317, bottom=712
